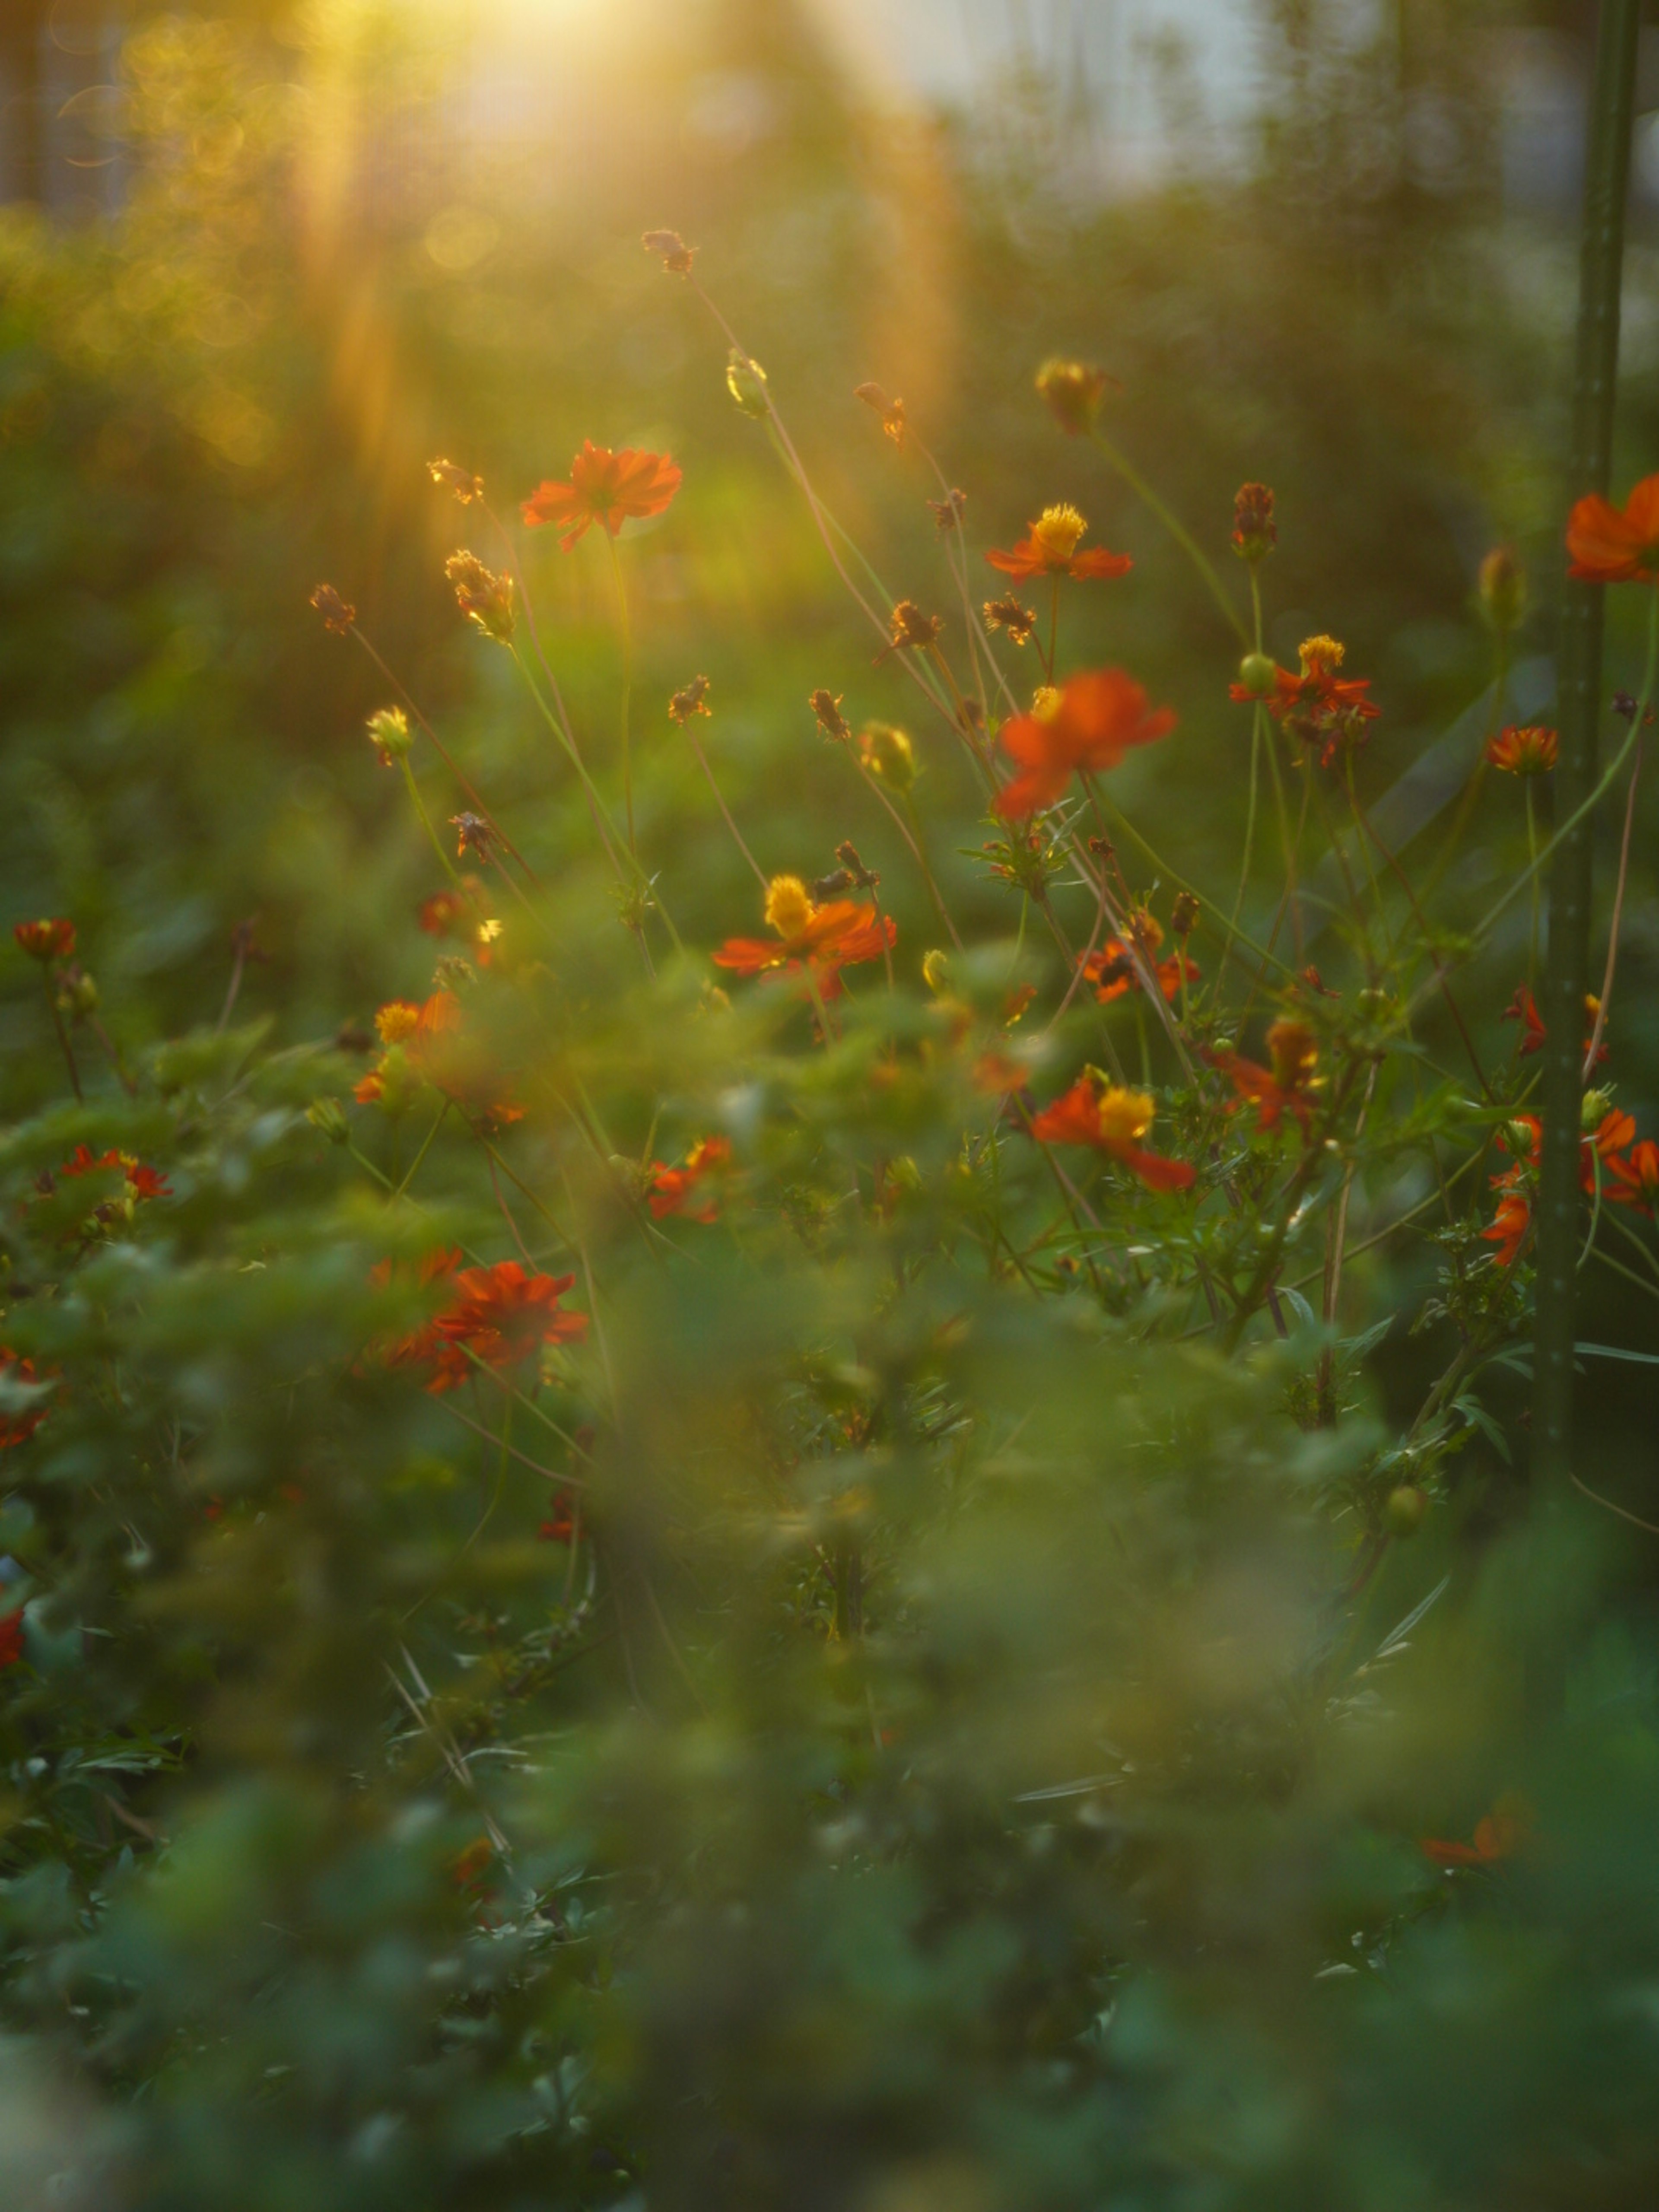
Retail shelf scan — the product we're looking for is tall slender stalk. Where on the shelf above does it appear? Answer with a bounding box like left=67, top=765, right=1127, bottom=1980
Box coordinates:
left=1532, top=0, right=1640, bottom=1489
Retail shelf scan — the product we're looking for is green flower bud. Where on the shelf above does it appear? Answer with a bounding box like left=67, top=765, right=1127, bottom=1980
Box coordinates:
left=306, top=1097, right=350, bottom=1145
left=1385, top=1484, right=1429, bottom=1537
left=725, top=348, right=770, bottom=420
left=1236, top=651, right=1278, bottom=699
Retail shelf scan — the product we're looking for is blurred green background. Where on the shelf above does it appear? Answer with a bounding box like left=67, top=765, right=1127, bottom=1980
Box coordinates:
left=6, top=4, right=1659, bottom=2206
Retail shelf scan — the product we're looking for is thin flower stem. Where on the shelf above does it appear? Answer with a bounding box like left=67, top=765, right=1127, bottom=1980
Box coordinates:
left=1214, top=707, right=1263, bottom=1001
left=1087, top=425, right=1249, bottom=646
left=1582, top=734, right=1641, bottom=1076
left=683, top=726, right=767, bottom=889
left=400, top=758, right=462, bottom=886
left=391, top=1102, right=448, bottom=1202
left=604, top=533, right=636, bottom=858
left=44, top=975, right=82, bottom=1102
left=899, top=789, right=966, bottom=953
left=1525, top=778, right=1541, bottom=988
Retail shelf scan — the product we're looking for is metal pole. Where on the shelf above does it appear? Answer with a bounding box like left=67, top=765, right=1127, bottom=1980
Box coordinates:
left=1531, top=0, right=1641, bottom=1487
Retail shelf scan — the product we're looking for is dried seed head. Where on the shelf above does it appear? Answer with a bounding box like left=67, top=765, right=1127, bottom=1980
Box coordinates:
left=429, top=458, right=483, bottom=505
left=984, top=594, right=1036, bottom=647
left=835, top=841, right=876, bottom=887
left=450, top=811, right=496, bottom=860
left=1170, top=891, right=1201, bottom=938
left=310, top=582, right=356, bottom=635
left=643, top=228, right=696, bottom=275
left=668, top=674, right=712, bottom=724
left=928, top=488, right=967, bottom=531
left=445, top=551, right=515, bottom=645
left=1035, top=358, right=1114, bottom=435
left=854, top=381, right=907, bottom=446
left=1231, top=481, right=1276, bottom=562
left=810, top=689, right=852, bottom=743
left=876, top=601, right=943, bottom=664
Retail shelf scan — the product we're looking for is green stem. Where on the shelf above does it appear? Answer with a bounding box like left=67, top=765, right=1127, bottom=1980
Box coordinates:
left=604, top=533, right=636, bottom=858
left=43, top=974, right=82, bottom=1102
left=391, top=1102, right=448, bottom=1202
left=1087, top=426, right=1249, bottom=645
left=1532, top=0, right=1642, bottom=1492
left=400, top=758, right=461, bottom=885
left=1525, top=778, right=1541, bottom=987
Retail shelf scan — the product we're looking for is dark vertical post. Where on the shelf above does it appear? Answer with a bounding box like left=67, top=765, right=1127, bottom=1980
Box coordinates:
left=0, top=2, right=48, bottom=205
left=1532, top=0, right=1641, bottom=1488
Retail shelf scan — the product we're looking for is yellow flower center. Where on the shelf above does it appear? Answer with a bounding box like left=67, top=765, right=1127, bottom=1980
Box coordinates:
left=1031, top=685, right=1062, bottom=721
left=1095, top=1086, right=1155, bottom=1147
left=1298, top=634, right=1345, bottom=676
left=764, top=874, right=815, bottom=940
left=375, top=1001, right=422, bottom=1045
left=1033, top=503, right=1087, bottom=560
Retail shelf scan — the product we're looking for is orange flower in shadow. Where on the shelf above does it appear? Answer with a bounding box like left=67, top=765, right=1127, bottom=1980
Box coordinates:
left=1485, top=725, right=1557, bottom=774
left=1206, top=1018, right=1322, bottom=1135
left=1608, top=1137, right=1659, bottom=1214
left=0, top=1347, right=51, bottom=1450
left=369, top=1246, right=466, bottom=1374
left=1503, top=985, right=1605, bottom=1065
left=521, top=441, right=682, bottom=551
left=1567, top=473, right=1659, bottom=583
left=986, top=504, right=1132, bottom=583
left=1029, top=1075, right=1194, bottom=1192
left=13, top=918, right=75, bottom=962
left=648, top=1136, right=732, bottom=1221
left=1421, top=1793, right=1532, bottom=1868
left=995, top=669, right=1176, bottom=819
left=713, top=875, right=895, bottom=998
left=57, top=1145, right=172, bottom=1201
left=426, top=1262, right=588, bottom=1393
left=1482, top=1191, right=1532, bottom=1269
left=1081, top=910, right=1197, bottom=1004
left=356, top=992, right=523, bottom=1131
left=1231, top=636, right=1379, bottom=767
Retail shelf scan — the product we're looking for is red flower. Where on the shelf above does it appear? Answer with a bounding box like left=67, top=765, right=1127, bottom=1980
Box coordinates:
left=521, top=441, right=682, bottom=551
left=1230, top=635, right=1379, bottom=767
left=1486, top=725, right=1557, bottom=774
left=539, top=1490, right=580, bottom=1544
left=648, top=1136, right=732, bottom=1221
left=1029, top=1075, right=1194, bottom=1192
left=1482, top=1190, right=1532, bottom=1269
left=1503, top=985, right=1605, bottom=1065
left=369, top=1247, right=465, bottom=1373
left=1608, top=1137, right=1659, bottom=1214
left=995, top=669, right=1176, bottom=819
left=1206, top=1018, right=1322, bottom=1135
left=426, top=1262, right=587, bottom=1393
left=712, top=876, right=896, bottom=997
left=0, top=1609, right=22, bottom=1670
left=1081, top=911, right=1197, bottom=1004
left=57, top=1144, right=172, bottom=1199
left=1566, top=473, right=1659, bottom=584
left=0, top=1348, right=49, bottom=1450
left=1421, top=1794, right=1531, bottom=1868
left=13, top=918, right=75, bottom=963
left=356, top=992, right=523, bottom=1129
left=1582, top=1106, right=1637, bottom=1195
left=986, top=503, right=1132, bottom=584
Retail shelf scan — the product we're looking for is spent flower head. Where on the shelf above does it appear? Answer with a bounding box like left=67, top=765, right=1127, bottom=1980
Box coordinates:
left=1035, top=358, right=1115, bottom=435
left=810, top=689, right=852, bottom=743
left=1232, top=482, right=1276, bottom=563
left=309, top=582, right=356, bottom=635
left=445, top=551, right=515, bottom=645
left=428, top=458, right=483, bottom=505
left=669, top=674, right=712, bottom=725
left=854, top=382, right=907, bottom=447
left=642, top=227, right=696, bottom=275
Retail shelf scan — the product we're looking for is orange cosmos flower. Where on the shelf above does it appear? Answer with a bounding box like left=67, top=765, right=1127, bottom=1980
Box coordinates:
left=1485, top=724, right=1557, bottom=774
left=521, top=441, right=682, bottom=551
left=1206, top=1017, right=1322, bottom=1135
left=1029, top=1074, right=1195, bottom=1192
left=1566, top=472, right=1659, bottom=583
left=1483, top=1191, right=1532, bottom=1269
left=426, top=1262, right=587, bottom=1393
left=1421, top=1793, right=1531, bottom=1868
left=1581, top=1106, right=1637, bottom=1196
left=712, top=875, right=896, bottom=997
left=1230, top=635, right=1379, bottom=767
left=1080, top=910, right=1197, bottom=1004
left=13, top=917, right=75, bottom=963
left=986, top=503, right=1133, bottom=584
left=0, top=1348, right=50, bottom=1449
left=995, top=668, right=1176, bottom=819
left=1607, top=1137, right=1659, bottom=1214
left=648, top=1135, right=732, bottom=1221
left=57, top=1145, right=171, bottom=1201
left=369, top=1246, right=465, bottom=1373
left=1502, top=985, right=1605, bottom=1065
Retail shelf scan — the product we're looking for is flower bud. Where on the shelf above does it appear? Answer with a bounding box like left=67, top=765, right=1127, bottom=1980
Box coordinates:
left=13, top=917, right=75, bottom=963
left=1478, top=547, right=1526, bottom=634
left=858, top=723, right=917, bottom=793
left=1231, top=482, right=1276, bottom=563
left=1034, top=358, right=1111, bottom=436
left=63, top=969, right=99, bottom=1016
left=367, top=706, right=414, bottom=763
left=1582, top=1087, right=1614, bottom=1131
left=725, top=348, right=770, bottom=420
left=1236, top=651, right=1277, bottom=699
left=1170, top=891, right=1200, bottom=938
left=306, top=1097, right=350, bottom=1145
left=1385, top=1484, right=1428, bottom=1537
left=921, top=950, right=950, bottom=995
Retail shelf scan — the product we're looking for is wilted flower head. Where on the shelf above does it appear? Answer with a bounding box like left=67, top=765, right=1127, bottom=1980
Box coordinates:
left=444, top=551, right=515, bottom=644
left=1035, top=358, right=1114, bottom=435
left=854, top=382, right=907, bottom=447
left=669, top=674, right=712, bottom=725
left=309, top=582, right=356, bottom=635
left=428, top=458, right=483, bottom=505
left=928, top=489, right=967, bottom=532
left=810, top=689, right=852, bottom=743
left=1486, top=724, right=1557, bottom=775
left=1232, top=482, right=1276, bottom=563
left=366, top=705, right=413, bottom=763
left=876, top=601, right=943, bottom=664
left=984, top=594, right=1037, bottom=647
left=13, top=917, right=76, bottom=963
left=450, top=812, right=496, bottom=861
left=642, top=227, right=696, bottom=275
